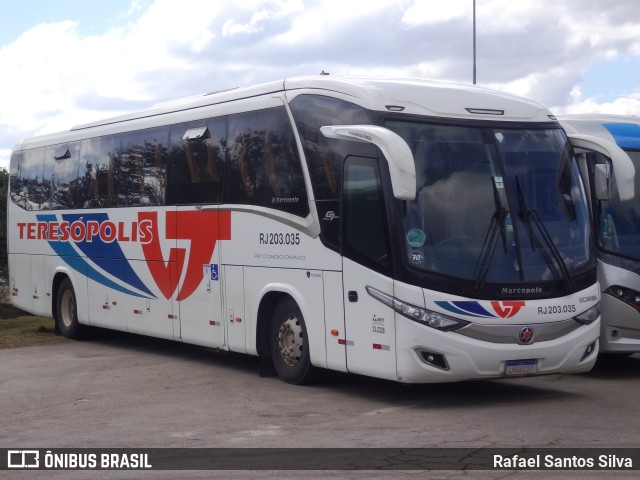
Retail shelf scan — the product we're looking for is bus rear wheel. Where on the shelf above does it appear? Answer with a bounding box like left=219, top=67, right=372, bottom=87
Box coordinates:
left=56, top=278, right=84, bottom=339
left=270, top=298, right=315, bottom=384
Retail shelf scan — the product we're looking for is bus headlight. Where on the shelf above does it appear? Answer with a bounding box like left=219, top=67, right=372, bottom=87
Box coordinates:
left=365, top=286, right=470, bottom=331
left=605, top=285, right=640, bottom=312
left=573, top=303, right=600, bottom=325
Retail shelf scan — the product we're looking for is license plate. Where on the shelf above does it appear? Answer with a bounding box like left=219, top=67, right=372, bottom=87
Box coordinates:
left=505, top=359, right=538, bottom=376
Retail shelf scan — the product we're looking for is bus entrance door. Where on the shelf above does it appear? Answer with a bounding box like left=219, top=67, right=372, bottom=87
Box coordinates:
left=342, top=259, right=397, bottom=381
left=341, top=156, right=398, bottom=381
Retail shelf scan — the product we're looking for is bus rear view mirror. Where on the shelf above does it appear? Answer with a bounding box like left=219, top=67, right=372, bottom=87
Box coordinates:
left=594, top=163, right=611, bottom=201
left=320, top=125, right=416, bottom=200
left=568, top=133, right=635, bottom=201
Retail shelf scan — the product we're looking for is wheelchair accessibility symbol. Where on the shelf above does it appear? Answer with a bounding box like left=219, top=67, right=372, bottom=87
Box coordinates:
left=210, top=264, right=219, bottom=281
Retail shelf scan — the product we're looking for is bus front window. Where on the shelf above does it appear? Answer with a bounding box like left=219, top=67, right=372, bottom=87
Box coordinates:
left=385, top=121, right=594, bottom=294
left=597, top=150, right=640, bottom=260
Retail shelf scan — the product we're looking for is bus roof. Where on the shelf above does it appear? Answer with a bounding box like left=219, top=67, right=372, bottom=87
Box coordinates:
left=559, top=114, right=640, bottom=150
left=16, top=75, right=556, bottom=151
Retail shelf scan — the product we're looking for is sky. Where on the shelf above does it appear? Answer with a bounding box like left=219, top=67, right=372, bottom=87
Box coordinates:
left=1, top=0, right=640, bottom=169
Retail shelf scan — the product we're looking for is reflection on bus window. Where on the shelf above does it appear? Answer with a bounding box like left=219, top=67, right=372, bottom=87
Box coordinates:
left=290, top=94, right=373, bottom=248
left=225, top=106, right=308, bottom=217
left=10, top=148, right=44, bottom=211
left=167, top=118, right=226, bottom=205
left=81, top=135, right=120, bottom=208
left=43, top=142, right=81, bottom=209
left=119, top=127, right=169, bottom=206
left=9, top=107, right=308, bottom=216
left=290, top=94, right=372, bottom=201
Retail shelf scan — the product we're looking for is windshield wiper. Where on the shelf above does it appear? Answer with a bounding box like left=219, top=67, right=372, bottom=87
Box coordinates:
left=515, top=176, right=577, bottom=291
left=473, top=177, right=509, bottom=293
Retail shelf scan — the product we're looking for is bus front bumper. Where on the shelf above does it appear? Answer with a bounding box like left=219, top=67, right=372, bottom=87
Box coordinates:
left=395, top=316, right=600, bottom=383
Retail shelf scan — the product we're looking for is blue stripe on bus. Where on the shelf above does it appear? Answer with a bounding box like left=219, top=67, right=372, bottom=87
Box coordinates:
left=602, top=123, right=640, bottom=149
left=435, top=300, right=495, bottom=318
left=37, top=214, right=154, bottom=299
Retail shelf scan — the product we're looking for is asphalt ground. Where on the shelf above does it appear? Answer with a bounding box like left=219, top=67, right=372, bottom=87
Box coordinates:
left=2, top=329, right=640, bottom=479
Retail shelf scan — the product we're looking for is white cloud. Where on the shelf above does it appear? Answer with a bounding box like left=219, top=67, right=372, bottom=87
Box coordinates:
left=130, top=0, right=221, bottom=53
left=477, top=0, right=546, bottom=33
left=0, top=149, right=11, bottom=169
left=0, top=1, right=228, bottom=167
left=125, top=0, right=146, bottom=17
left=402, top=0, right=470, bottom=27
left=222, top=0, right=305, bottom=37
left=2, top=0, right=640, bottom=169
left=558, top=87, right=640, bottom=116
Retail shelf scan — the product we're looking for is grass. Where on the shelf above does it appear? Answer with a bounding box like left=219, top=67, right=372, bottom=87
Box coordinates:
left=0, top=303, right=68, bottom=349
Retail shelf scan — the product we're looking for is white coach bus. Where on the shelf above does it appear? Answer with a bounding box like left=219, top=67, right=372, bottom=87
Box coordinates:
left=8, top=76, right=618, bottom=384
left=559, top=115, right=640, bottom=354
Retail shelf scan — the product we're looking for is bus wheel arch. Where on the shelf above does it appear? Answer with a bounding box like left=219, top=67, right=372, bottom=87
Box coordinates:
left=257, top=292, right=316, bottom=384
left=270, top=296, right=316, bottom=384
left=52, top=274, right=84, bottom=339
left=256, top=291, right=285, bottom=359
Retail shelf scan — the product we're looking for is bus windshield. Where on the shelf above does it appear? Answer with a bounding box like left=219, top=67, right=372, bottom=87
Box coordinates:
left=598, top=150, right=640, bottom=260
left=385, top=121, right=593, bottom=289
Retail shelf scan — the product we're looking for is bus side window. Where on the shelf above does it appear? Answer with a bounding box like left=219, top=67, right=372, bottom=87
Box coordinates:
left=12, top=148, right=45, bottom=211
left=9, top=151, right=25, bottom=209
left=289, top=94, right=372, bottom=247
left=81, top=135, right=120, bottom=208
left=119, top=127, right=168, bottom=206
left=224, top=107, right=308, bottom=217
left=289, top=94, right=372, bottom=202
left=263, top=108, right=308, bottom=216
left=44, top=142, right=81, bottom=210
left=226, top=109, right=271, bottom=205
left=167, top=118, right=226, bottom=205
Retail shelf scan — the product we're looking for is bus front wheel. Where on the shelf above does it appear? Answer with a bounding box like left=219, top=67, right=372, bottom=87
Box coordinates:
left=270, top=298, right=315, bottom=384
left=56, top=278, right=84, bottom=339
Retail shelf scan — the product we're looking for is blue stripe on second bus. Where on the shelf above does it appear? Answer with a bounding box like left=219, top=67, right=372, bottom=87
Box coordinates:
left=603, top=123, right=640, bottom=149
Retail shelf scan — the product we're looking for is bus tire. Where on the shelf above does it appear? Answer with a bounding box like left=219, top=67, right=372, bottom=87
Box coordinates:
left=270, top=298, right=315, bottom=384
left=56, top=277, right=84, bottom=339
